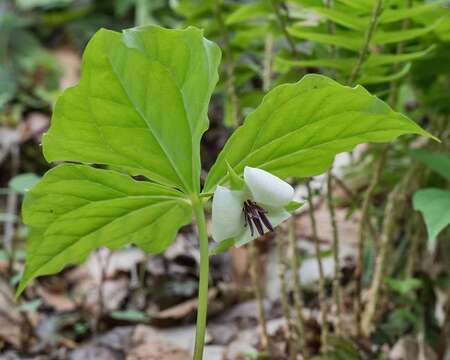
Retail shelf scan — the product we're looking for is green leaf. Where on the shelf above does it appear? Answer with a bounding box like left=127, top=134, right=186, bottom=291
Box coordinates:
left=17, top=164, right=192, bottom=295
left=309, top=7, right=368, bottom=30
left=204, top=74, right=434, bottom=192
left=43, top=25, right=221, bottom=194
left=359, top=63, right=411, bottom=85
left=225, top=2, right=271, bottom=25
left=285, top=200, right=304, bottom=213
left=275, top=56, right=354, bottom=73
left=410, top=149, right=450, bottom=181
left=364, top=47, right=434, bottom=69
left=9, top=173, right=41, bottom=194
left=413, top=188, right=450, bottom=250
left=287, top=27, right=363, bottom=51
left=209, top=238, right=236, bottom=256
left=275, top=47, right=433, bottom=76
left=110, top=310, right=150, bottom=322
left=374, top=22, right=441, bottom=45
left=380, top=1, right=447, bottom=24
left=385, top=277, right=423, bottom=295
left=225, top=161, right=245, bottom=190
left=334, top=0, right=373, bottom=11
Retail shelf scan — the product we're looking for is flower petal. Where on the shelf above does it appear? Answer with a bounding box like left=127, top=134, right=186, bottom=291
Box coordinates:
left=244, top=167, right=294, bottom=208
left=211, top=186, right=244, bottom=242
left=234, top=208, right=292, bottom=247
left=267, top=208, right=292, bottom=228
left=234, top=227, right=253, bottom=247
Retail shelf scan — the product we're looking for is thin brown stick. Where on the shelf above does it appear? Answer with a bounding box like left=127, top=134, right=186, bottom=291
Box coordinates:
left=276, top=232, right=297, bottom=360
left=405, top=213, right=425, bottom=278
left=437, top=292, right=450, bottom=360
left=306, top=180, right=329, bottom=352
left=263, top=34, right=274, bottom=92
left=326, top=173, right=343, bottom=336
left=361, top=165, right=423, bottom=335
left=4, top=145, right=19, bottom=252
left=94, top=249, right=112, bottom=333
left=354, top=146, right=388, bottom=334
left=288, top=217, right=308, bottom=358
left=249, top=241, right=270, bottom=351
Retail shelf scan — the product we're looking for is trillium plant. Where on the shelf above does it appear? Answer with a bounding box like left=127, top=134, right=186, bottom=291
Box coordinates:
left=18, top=25, right=433, bottom=360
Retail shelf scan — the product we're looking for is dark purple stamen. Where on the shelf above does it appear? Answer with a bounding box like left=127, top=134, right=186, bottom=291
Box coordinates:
left=242, top=200, right=273, bottom=236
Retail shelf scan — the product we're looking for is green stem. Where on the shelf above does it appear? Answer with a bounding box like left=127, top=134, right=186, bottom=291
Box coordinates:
left=348, top=0, right=383, bottom=85
left=192, top=197, right=209, bottom=360
left=213, top=0, right=240, bottom=127
left=135, top=0, right=149, bottom=26
left=271, top=0, right=297, bottom=55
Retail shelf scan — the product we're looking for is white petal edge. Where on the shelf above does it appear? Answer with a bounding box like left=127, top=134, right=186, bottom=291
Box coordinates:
left=244, top=167, right=294, bottom=208
left=234, top=208, right=292, bottom=247
left=211, top=186, right=244, bottom=242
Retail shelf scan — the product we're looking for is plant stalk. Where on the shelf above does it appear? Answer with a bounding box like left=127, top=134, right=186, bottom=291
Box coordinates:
left=270, top=0, right=297, bottom=55
left=326, top=173, right=343, bottom=336
left=306, top=180, right=329, bottom=352
left=263, top=34, right=274, bottom=92
left=354, top=146, right=388, bottom=335
left=213, top=0, right=240, bottom=127
left=192, top=198, right=210, bottom=360
left=361, top=165, right=423, bottom=336
left=348, top=0, right=384, bottom=85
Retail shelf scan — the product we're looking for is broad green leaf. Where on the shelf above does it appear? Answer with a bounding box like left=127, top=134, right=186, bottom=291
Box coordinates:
left=43, top=25, right=221, bottom=194
left=411, top=149, right=450, bottom=181
left=413, top=188, right=450, bottom=250
left=18, top=164, right=192, bottom=294
left=204, top=74, right=434, bottom=192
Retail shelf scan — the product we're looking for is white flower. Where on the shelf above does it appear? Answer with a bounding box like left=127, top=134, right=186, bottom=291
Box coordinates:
left=211, top=166, right=294, bottom=246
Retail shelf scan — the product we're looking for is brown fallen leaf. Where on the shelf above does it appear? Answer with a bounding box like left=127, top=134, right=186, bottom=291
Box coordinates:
left=51, top=47, right=81, bottom=90
left=87, top=248, right=145, bottom=282
left=297, top=201, right=361, bottom=246
left=18, top=112, right=49, bottom=143
left=150, top=288, right=220, bottom=327
left=127, top=325, right=190, bottom=360
left=0, top=279, right=31, bottom=349
left=36, top=286, right=76, bottom=312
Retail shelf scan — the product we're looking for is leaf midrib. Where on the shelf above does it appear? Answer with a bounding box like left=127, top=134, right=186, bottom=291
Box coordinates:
left=104, top=42, right=196, bottom=193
